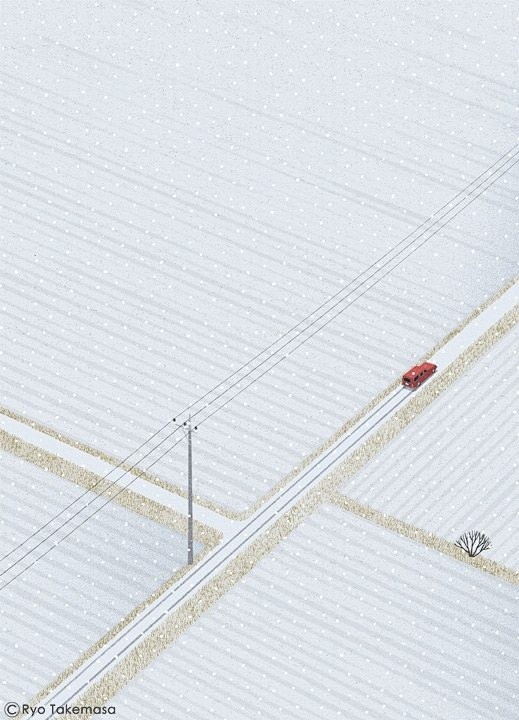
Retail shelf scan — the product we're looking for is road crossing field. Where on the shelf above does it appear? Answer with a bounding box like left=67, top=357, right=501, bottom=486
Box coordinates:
left=341, top=318, right=519, bottom=569
left=109, top=506, right=518, bottom=720
left=1, top=0, right=518, bottom=514
left=1, top=2, right=517, bottom=717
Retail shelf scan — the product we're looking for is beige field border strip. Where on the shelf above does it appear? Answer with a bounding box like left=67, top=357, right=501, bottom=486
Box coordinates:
left=50, top=298, right=518, bottom=715
left=1, top=429, right=223, bottom=717
left=2, top=274, right=516, bottom=524
left=323, top=304, right=519, bottom=584
left=212, top=273, right=519, bottom=521
left=0, top=405, right=194, bottom=509
left=0, top=430, right=221, bottom=547
left=329, top=496, right=517, bottom=582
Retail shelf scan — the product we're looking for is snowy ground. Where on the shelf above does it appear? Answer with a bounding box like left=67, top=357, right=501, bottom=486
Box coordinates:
left=1, top=1, right=517, bottom=513
left=0, top=451, right=193, bottom=703
left=341, top=320, right=518, bottom=569
left=112, top=505, right=518, bottom=720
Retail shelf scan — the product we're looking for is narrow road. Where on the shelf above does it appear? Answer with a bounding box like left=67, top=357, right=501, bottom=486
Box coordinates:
left=0, top=414, right=236, bottom=537
left=22, top=279, right=519, bottom=715
left=44, top=388, right=409, bottom=717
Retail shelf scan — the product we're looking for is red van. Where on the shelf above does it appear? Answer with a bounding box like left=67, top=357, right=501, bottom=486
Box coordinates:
left=402, top=362, right=437, bottom=389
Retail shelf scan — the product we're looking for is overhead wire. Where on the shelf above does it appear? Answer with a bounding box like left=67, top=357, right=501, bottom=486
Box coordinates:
left=1, top=145, right=517, bottom=587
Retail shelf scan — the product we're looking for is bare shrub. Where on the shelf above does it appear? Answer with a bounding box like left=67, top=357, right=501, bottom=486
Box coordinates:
left=455, top=530, right=492, bottom=557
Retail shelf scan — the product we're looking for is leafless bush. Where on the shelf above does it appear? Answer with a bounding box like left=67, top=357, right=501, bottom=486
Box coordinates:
left=455, top=530, right=492, bottom=557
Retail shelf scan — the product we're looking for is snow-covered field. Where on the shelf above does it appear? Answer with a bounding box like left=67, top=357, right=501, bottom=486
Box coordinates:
left=341, top=319, right=519, bottom=569
left=0, top=450, right=192, bottom=703
left=1, top=1, right=517, bottom=512
left=112, top=504, right=518, bottom=720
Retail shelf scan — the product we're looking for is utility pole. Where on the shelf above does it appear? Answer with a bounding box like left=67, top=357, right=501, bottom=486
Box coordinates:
left=187, top=415, right=194, bottom=565
left=176, top=414, right=196, bottom=567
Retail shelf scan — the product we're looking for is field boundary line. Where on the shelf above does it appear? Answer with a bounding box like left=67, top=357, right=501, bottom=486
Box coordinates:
left=323, top=302, right=518, bottom=583
left=25, top=539, right=215, bottom=716
left=0, top=430, right=223, bottom=714
left=0, top=405, right=196, bottom=504
left=329, top=495, right=517, bottom=583
left=0, top=429, right=220, bottom=546
left=1, top=275, right=516, bottom=523
left=58, top=293, right=518, bottom=714
left=217, top=273, right=518, bottom=520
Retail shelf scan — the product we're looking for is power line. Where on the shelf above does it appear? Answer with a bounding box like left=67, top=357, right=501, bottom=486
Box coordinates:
left=189, top=151, right=519, bottom=426
left=1, top=146, right=517, bottom=586
left=2, top=145, right=516, bottom=579
left=194, top=153, right=519, bottom=428
left=0, top=433, right=188, bottom=591
left=155, top=143, right=519, bottom=422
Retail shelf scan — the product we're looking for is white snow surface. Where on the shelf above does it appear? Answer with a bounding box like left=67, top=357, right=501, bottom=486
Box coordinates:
left=0, top=451, right=192, bottom=702
left=1, top=1, right=518, bottom=512
left=112, top=505, right=518, bottom=720
left=342, top=320, right=519, bottom=568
